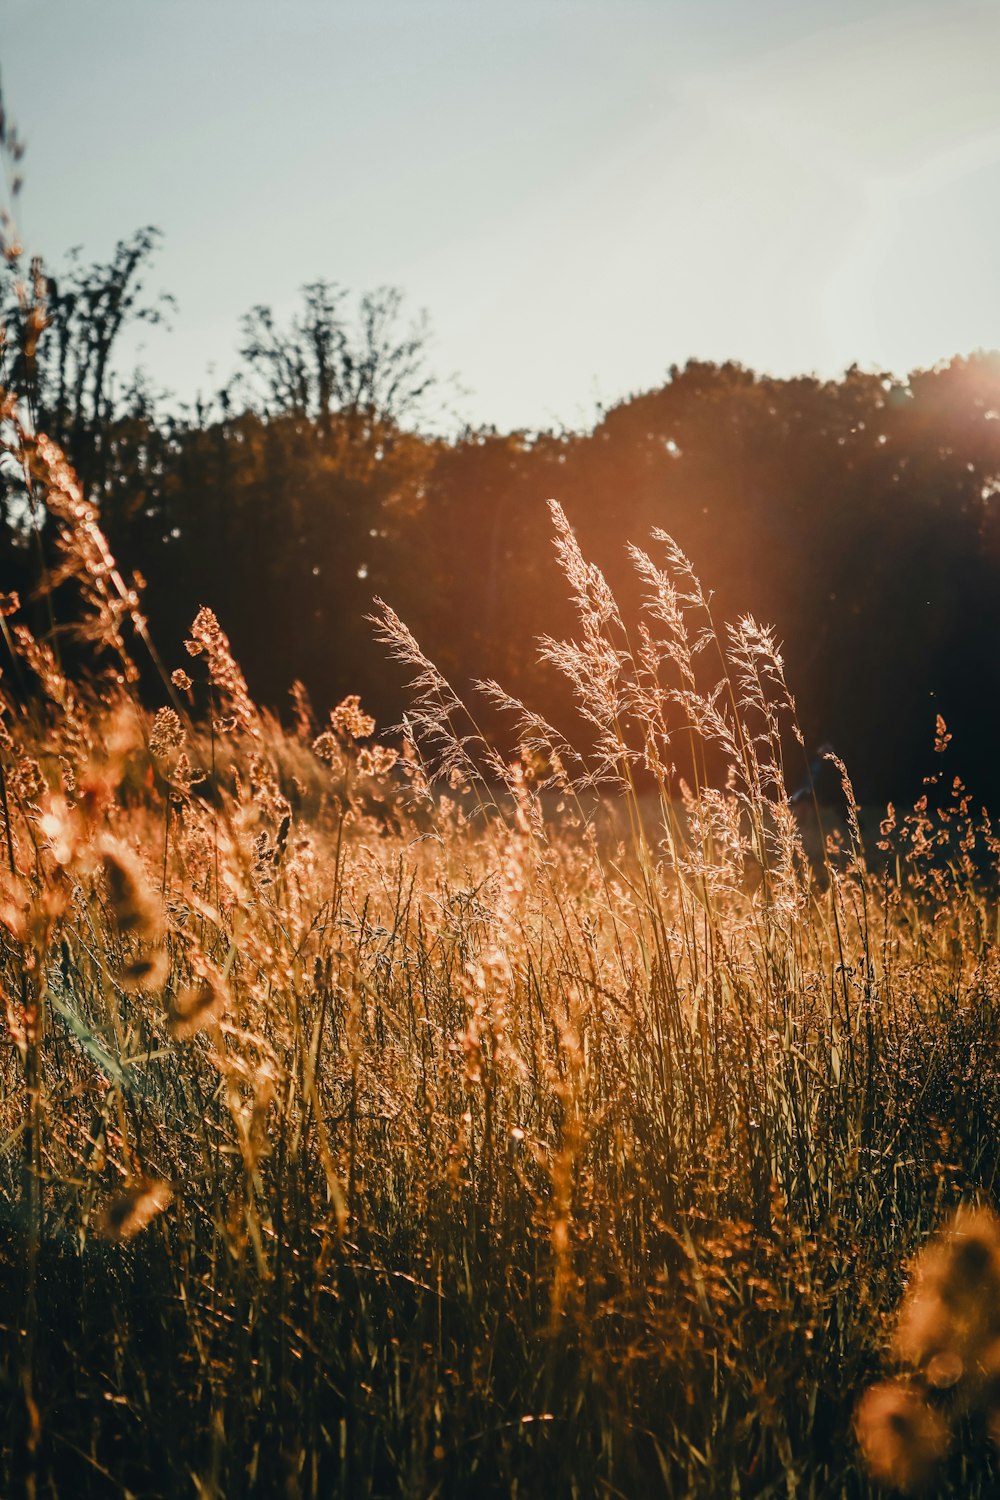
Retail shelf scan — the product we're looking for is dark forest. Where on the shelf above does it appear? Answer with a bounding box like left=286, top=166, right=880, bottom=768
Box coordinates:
left=5, top=228, right=999, bottom=804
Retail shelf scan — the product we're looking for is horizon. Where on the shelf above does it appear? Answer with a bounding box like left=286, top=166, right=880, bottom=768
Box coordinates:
left=4, top=0, right=1000, bottom=432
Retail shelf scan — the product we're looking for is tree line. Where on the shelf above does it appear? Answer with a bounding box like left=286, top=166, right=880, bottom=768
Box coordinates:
left=4, top=227, right=1000, bottom=803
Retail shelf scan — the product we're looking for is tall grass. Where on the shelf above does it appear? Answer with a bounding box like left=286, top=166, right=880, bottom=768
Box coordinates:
left=3, top=408, right=1000, bottom=1497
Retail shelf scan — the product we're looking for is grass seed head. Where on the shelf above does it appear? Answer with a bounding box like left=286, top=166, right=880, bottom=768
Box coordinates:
left=166, top=978, right=227, bottom=1041
left=149, top=706, right=185, bottom=759
left=98, top=1179, right=173, bottom=1243
left=854, top=1381, right=950, bottom=1493
left=100, top=838, right=163, bottom=942
left=895, top=1207, right=1000, bottom=1380
left=121, top=947, right=169, bottom=992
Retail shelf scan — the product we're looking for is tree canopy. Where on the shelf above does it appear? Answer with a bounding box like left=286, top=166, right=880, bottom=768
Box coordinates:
left=4, top=233, right=1000, bottom=803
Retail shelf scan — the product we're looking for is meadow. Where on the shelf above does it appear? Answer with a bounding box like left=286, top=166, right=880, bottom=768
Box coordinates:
left=3, top=418, right=1000, bottom=1498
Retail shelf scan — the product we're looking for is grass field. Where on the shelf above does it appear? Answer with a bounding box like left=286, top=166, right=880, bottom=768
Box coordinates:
left=3, top=438, right=1000, bottom=1497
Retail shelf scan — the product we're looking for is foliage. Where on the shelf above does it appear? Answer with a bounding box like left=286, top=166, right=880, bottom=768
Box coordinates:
left=240, top=280, right=437, bottom=432
left=6, top=262, right=1000, bottom=800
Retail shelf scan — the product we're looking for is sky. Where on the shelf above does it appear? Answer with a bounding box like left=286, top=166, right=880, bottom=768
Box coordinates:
left=3, top=0, right=1000, bottom=432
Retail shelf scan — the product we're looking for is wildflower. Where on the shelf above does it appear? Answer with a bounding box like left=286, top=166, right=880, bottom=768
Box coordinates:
left=171, top=751, right=206, bottom=798
left=357, top=745, right=398, bottom=778
left=11, top=756, right=45, bottom=804
left=312, top=730, right=340, bottom=767
left=330, top=694, right=375, bottom=740
left=149, top=706, right=185, bottom=759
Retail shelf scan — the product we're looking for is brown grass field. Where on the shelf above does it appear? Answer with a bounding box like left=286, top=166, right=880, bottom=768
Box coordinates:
left=4, top=425, right=1000, bottom=1497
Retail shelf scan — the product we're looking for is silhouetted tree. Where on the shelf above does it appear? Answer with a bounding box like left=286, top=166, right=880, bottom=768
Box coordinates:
left=1, top=227, right=170, bottom=501
left=7, top=213, right=1000, bottom=803
left=240, top=281, right=436, bottom=437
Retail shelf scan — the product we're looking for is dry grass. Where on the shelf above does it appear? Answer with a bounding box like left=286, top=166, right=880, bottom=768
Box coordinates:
left=3, top=417, right=1000, bottom=1498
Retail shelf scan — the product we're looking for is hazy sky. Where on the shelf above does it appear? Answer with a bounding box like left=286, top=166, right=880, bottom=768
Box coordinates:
left=4, top=0, right=1000, bottom=431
